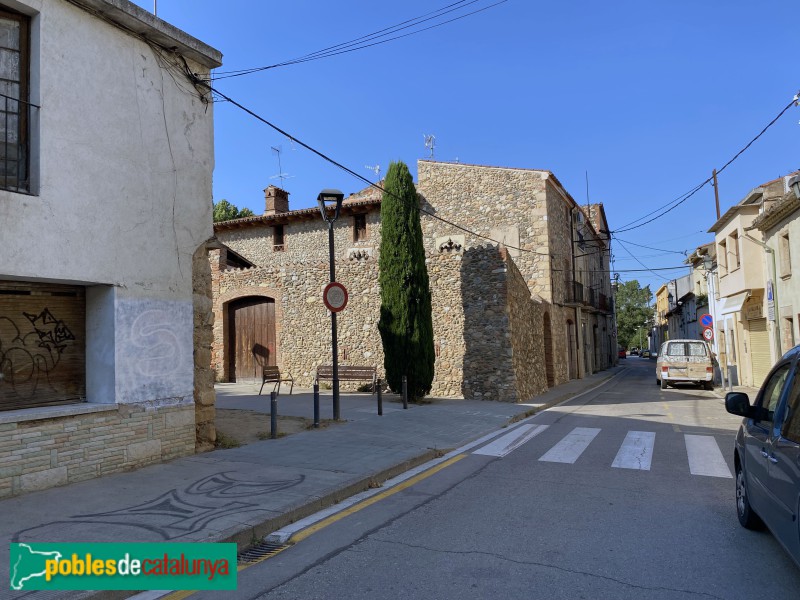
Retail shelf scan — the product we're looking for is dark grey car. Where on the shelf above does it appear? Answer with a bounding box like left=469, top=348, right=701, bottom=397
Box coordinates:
left=725, top=345, right=800, bottom=568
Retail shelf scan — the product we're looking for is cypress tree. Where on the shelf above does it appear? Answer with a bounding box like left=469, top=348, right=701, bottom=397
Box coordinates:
left=378, top=161, right=435, bottom=400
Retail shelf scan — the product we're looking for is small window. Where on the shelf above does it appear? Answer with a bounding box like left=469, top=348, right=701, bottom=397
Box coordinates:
left=353, top=214, right=367, bottom=242
left=0, top=8, right=30, bottom=193
left=729, top=231, right=740, bottom=270
left=273, top=225, right=285, bottom=251
left=718, top=240, right=727, bottom=273
left=780, top=233, right=791, bottom=277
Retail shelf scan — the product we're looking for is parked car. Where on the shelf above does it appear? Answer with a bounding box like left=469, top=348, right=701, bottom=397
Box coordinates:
left=724, top=344, right=800, bottom=568
left=642, top=350, right=651, bottom=359
left=656, top=339, right=714, bottom=390
left=618, top=348, right=627, bottom=359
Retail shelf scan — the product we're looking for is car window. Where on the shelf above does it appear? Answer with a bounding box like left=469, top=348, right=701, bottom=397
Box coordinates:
left=687, top=342, right=707, bottom=357
left=667, top=343, right=684, bottom=357
left=760, top=364, right=791, bottom=423
left=781, top=369, right=800, bottom=442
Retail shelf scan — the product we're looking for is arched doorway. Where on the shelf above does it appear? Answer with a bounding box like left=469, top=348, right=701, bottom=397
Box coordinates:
left=543, top=312, right=555, bottom=387
left=228, top=296, right=276, bottom=383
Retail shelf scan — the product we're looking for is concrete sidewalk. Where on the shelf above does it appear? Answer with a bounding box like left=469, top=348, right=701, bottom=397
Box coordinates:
left=1, top=367, right=623, bottom=599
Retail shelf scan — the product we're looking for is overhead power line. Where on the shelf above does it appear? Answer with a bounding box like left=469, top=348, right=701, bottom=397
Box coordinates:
left=612, top=237, right=688, bottom=255
left=612, top=91, right=799, bottom=234
left=212, top=0, right=508, bottom=81
left=614, top=237, right=671, bottom=282
left=181, top=66, right=614, bottom=262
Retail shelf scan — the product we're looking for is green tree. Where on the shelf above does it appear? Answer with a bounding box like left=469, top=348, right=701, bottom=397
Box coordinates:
left=213, top=199, right=254, bottom=222
left=378, top=161, right=435, bottom=400
left=615, top=279, right=653, bottom=349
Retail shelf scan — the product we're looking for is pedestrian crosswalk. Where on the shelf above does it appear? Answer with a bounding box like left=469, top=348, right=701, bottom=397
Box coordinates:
left=474, top=425, right=733, bottom=478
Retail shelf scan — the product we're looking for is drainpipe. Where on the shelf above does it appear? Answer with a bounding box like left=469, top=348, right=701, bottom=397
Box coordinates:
left=743, top=230, right=782, bottom=361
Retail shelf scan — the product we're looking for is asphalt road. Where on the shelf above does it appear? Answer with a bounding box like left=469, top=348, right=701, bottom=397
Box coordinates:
left=199, top=359, right=800, bottom=599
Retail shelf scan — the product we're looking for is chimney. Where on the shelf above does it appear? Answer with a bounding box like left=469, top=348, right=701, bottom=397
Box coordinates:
left=264, top=185, right=290, bottom=215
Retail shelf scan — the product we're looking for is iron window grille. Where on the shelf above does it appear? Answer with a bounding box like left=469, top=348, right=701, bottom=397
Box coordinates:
left=0, top=8, right=31, bottom=194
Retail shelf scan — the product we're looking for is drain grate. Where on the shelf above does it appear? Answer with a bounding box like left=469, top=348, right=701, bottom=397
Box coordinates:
left=237, top=541, right=290, bottom=565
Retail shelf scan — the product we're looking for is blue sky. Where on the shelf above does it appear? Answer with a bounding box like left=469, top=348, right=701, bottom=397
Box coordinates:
left=132, top=0, right=798, bottom=291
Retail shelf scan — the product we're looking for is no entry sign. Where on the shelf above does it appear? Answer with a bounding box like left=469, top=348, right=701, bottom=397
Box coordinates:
left=323, top=282, right=348, bottom=312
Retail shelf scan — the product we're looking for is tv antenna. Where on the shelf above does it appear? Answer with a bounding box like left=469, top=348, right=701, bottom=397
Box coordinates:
left=270, top=145, right=293, bottom=186
left=365, top=164, right=381, bottom=180
left=424, top=134, right=436, bottom=159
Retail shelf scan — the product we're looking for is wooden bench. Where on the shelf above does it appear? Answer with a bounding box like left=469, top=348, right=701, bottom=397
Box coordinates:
left=259, top=366, right=294, bottom=396
left=315, top=365, right=377, bottom=394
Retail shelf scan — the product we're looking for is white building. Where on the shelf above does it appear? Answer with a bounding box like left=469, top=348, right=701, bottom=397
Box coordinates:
left=0, top=0, right=221, bottom=497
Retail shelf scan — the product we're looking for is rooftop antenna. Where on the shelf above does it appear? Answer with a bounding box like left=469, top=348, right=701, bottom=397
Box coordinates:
left=424, top=134, right=436, bottom=160
left=154, top=0, right=157, bottom=16
left=270, top=145, right=293, bottom=187
left=365, top=164, right=381, bottom=180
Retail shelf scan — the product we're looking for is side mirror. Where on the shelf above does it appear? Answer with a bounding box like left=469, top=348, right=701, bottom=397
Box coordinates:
left=725, top=392, right=762, bottom=419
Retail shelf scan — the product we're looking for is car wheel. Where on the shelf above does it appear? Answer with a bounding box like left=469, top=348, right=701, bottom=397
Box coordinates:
left=656, top=378, right=660, bottom=386
left=660, top=377, right=668, bottom=390
left=736, top=461, right=763, bottom=530
left=704, top=381, right=714, bottom=391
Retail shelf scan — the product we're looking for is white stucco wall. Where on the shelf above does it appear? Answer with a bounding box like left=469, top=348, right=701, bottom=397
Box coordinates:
left=0, top=0, right=220, bottom=405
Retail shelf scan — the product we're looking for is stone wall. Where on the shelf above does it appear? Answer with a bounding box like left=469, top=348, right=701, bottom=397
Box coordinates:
left=212, top=160, right=615, bottom=403
left=193, top=243, right=216, bottom=451
left=0, top=403, right=195, bottom=499
left=211, top=254, right=386, bottom=390
left=505, top=251, right=549, bottom=401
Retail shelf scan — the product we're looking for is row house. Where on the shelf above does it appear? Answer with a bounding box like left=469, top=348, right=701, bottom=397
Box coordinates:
left=0, top=0, right=221, bottom=497
left=211, top=161, right=616, bottom=403
left=708, top=172, right=799, bottom=387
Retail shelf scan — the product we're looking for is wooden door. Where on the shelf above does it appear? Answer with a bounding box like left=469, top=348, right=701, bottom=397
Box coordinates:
left=228, top=297, right=275, bottom=383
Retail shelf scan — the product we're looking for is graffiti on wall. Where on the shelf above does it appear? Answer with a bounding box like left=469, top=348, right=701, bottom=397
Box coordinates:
left=0, top=309, right=76, bottom=399
left=116, top=299, right=194, bottom=403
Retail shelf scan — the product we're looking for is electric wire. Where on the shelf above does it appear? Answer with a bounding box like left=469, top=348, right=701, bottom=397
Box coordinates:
left=183, top=68, right=604, bottom=260
left=212, top=0, right=508, bottom=81
left=614, top=237, right=673, bottom=282
left=611, top=92, right=799, bottom=234
left=612, top=237, right=688, bottom=255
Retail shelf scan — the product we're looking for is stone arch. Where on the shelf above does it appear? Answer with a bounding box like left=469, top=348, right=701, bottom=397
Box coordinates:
left=216, top=285, right=283, bottom=382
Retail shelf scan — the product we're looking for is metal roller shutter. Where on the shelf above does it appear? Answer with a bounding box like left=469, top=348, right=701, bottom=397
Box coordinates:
left=749, top=318, right=771, bottom=387
left=0, top=281, right=85, bottom=410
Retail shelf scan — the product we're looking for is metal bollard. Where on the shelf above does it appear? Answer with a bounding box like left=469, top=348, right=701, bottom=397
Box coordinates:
left=313, top=381, right=320, bottom=428
left=377, top=378, right=383, bottom=416
left=270, top=391, right=278, bottom=439
left=402, top=375, right=408, bottom=410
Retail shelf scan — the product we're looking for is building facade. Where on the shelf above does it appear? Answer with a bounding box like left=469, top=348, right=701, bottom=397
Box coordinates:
left=752, top=176, right=800, bottom=358
left=708, top=175, right=794, bottom=387
left=212, top=161, right=615, bottom=403
left=0, top=0, right=221, bottom=497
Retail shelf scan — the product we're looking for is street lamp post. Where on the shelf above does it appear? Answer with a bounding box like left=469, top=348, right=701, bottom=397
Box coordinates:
left=318, top=189, right=345, bottom=420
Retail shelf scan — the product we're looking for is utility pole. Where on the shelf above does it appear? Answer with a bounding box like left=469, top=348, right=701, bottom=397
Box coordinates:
left=712, top=169, right=721, bottom=220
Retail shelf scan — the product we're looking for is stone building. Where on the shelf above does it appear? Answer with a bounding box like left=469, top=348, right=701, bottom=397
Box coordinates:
left=212, top=161, right=615, bottom=403
left=0, top=0, right=221, bottom=497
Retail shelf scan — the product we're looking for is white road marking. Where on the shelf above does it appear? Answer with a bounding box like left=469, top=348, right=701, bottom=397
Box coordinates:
left=473, top=424, right=549, bottom=457
left=612, top=431, right=656, bottom=470
left=539, top=427, right=601, bottom=464
left=685, top=434, right=732, bottom=478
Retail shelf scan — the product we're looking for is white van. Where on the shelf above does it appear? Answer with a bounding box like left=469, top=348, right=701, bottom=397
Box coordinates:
left=656, top=339, right=714, bottom=390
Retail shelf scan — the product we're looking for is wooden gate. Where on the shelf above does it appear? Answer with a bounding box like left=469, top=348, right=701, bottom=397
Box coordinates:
left=228, top=297, right=276, bottom=383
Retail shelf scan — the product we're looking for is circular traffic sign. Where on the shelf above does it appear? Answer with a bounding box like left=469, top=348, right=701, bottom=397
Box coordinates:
left=323, top=282, right=348, bottom=312
left=700, top=313, right=713, bottom=328
left=702, top=327, right=713, bottom=341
